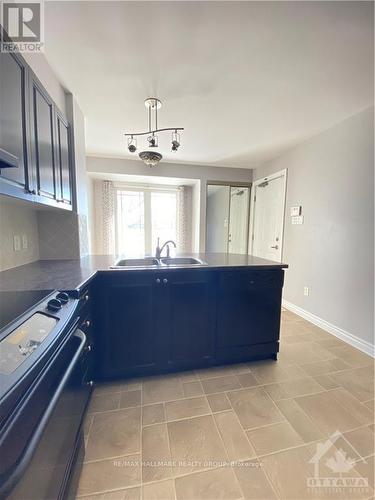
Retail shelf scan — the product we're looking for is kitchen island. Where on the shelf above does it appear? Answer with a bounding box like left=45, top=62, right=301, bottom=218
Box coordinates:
left=0, top=254, right=287, bottom=378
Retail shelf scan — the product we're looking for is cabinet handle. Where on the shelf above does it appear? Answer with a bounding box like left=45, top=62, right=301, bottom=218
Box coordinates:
left=84, top=345, right=92, bottom=352
left=156, top=278, right=161, bottom=284
left=84, top=294, right=89, bottom=301
left=84, top=320, right=91, bottom=327
left=163, top=278, right=168, bottom=284
left=86, top=380, right=94, bottom=387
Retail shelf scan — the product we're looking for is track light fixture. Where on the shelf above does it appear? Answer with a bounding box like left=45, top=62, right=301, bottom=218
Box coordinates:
left=125, top=98, right=184, bottom=167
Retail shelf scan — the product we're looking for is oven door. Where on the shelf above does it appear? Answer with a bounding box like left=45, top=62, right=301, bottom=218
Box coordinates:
left=0, top=329, right=91, bottom=499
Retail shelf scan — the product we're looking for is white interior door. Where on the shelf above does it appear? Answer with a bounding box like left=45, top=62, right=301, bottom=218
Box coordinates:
left=251, top=171, right=286, bottom=262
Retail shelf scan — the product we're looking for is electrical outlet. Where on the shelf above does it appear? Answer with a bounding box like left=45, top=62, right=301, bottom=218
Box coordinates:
left=304, top=286, right=309, bottom=296
left=22, top=234, right=28, bottom=249
left=13, top=235, right=21, bottom=252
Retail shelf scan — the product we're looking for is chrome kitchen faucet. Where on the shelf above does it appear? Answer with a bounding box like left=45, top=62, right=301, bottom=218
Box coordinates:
left=155, top=238, right=177, bottom=258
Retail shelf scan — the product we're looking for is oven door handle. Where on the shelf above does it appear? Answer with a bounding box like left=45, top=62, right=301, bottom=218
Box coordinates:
left=0, top=329, right=87, bottom=497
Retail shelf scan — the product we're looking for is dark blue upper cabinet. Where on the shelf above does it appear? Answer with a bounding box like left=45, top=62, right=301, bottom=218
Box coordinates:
left=0, top=50, right=32, bottom=198
left=0, top=29, right=73, bottom=210
left=29, top=73, right=57, bottom=202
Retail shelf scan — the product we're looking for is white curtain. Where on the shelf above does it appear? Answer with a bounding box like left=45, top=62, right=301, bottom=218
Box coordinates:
left=177, top=185, right=192, bottom=253
left=102, top=180, right=115, bottom=254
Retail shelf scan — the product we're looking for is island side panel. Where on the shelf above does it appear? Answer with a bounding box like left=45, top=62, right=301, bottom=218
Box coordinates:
left=215, top=269, right=283, bottom=363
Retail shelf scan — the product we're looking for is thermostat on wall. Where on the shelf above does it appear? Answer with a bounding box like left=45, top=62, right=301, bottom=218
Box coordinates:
left=290, top=206, right=302, bottom=216
left=292, top=215, right=304, bottom=225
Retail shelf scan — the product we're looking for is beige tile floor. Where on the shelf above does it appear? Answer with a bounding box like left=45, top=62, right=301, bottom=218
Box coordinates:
left=77, top=310, right=374, bottom=500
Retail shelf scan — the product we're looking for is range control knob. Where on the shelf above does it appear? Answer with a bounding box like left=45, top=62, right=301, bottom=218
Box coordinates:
left=47, top=298, right=62, bottom=312
left=56, top=292, right=69, bottom=304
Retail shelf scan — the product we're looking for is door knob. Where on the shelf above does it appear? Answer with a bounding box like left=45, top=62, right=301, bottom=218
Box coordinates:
left=270, top=245, right=279, bottom=250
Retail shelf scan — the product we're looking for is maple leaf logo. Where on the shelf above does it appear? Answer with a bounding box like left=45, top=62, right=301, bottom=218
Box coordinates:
left=325, top=449, right=356, bottom=475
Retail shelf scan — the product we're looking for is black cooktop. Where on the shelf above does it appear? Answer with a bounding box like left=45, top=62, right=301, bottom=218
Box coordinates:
left=0, top=289, right=55, bottom=332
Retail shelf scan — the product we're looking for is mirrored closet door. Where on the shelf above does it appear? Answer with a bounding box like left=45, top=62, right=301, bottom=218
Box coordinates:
left=206, top=184, right=250, bottom=254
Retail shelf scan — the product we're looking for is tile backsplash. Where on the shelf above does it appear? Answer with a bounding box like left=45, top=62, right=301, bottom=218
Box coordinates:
left=0, top=198, right=40, bottom=271
left=37, top=210, right=81, bottom=260
left=0, top=196, right=89, bottom=272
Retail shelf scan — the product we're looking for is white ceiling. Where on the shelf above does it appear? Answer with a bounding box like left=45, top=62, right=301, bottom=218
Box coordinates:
left=44, top=1, right=373, bottom=169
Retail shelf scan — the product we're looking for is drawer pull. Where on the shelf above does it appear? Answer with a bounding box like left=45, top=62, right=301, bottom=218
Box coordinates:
left=84, top=345, right=92, bottom=352
left=84, top=320, right=91, bottom=328
left=86, top=380, right=94, bottom=387
left=156, top=278, right=161, bottom=284
left=163, top=278, right=168, bottom=284
left=84, top=294, right=89, bottom=301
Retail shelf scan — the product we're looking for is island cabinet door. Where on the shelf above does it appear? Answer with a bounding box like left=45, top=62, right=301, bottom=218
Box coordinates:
left=216, top=270, right=284, bottom=362
left=97, top=273, right=164, bottom=378
left=159, top=271, right=216, bottom=370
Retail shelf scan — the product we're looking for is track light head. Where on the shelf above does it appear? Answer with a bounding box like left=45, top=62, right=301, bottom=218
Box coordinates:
left=171, top=130, right=180, bottom=152
left=127, top=136, right=137, bottom=153
left=148, top=134, right=158, bottom=148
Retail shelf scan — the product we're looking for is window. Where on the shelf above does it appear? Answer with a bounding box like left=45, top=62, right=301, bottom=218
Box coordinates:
left=116, top=187, right=178, bottom=256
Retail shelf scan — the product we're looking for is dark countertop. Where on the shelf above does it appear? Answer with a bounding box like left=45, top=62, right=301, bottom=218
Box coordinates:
left=0, top=254, right=288, bottom=293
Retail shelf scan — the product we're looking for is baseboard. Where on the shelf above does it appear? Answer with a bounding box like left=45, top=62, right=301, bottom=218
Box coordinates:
left=282, top=299, right=375, bottom=358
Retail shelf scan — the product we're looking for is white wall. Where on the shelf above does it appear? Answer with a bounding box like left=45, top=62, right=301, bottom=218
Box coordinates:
left=87, top=176, right=95, bottom=254
left=255, top=107, right=374, bottom=347
left=65, top=95, right=90, bottom=256
left=86, top=157, right=253, bottom=252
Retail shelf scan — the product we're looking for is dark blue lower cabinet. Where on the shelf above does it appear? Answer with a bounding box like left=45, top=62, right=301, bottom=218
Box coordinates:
left=160, top=271, right=216, bottom=370
left=95, top=269, right=284, bottom=379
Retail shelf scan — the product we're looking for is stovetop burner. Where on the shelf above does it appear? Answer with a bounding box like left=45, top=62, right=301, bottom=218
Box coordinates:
left=0, top=290, right=55, bottom=332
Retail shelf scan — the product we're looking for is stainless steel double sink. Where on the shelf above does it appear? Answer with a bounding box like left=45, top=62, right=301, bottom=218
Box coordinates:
left=111, top=257, right=207, bottom=269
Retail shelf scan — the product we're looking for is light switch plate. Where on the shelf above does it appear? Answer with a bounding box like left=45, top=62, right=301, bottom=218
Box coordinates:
left=13, top=235, right=21, bottom=252
left=292, top=215, right=304, bottom=225
left=291, top=206, right=302, bottom=216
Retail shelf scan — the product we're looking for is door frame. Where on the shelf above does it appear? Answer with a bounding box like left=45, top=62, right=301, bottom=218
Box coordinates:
left=248, top=169, right=287, bottom=261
